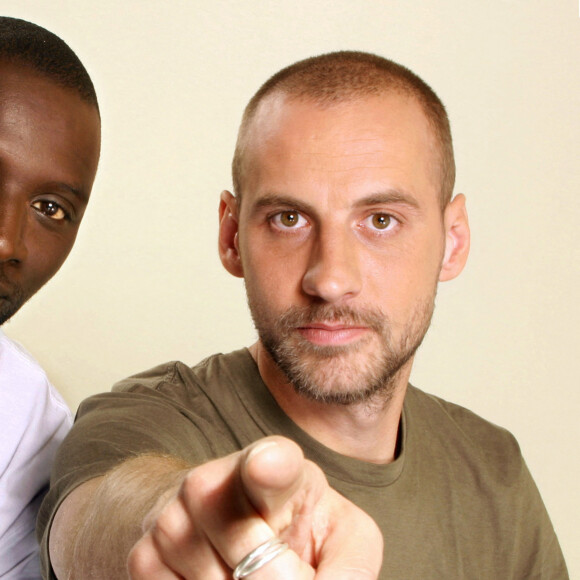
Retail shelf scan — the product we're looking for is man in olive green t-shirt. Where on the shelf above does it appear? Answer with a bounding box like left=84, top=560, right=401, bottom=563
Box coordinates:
left=40, top=51, right=568, bottom=579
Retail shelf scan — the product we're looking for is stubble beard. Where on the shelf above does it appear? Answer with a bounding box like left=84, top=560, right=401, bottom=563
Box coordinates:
left=250, top=295, right=436, bottom=407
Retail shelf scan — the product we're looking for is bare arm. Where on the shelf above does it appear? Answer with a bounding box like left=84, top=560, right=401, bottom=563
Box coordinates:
left=49, top=437, right=383, bottom=579
left=50, top=455, right=190, bottom=578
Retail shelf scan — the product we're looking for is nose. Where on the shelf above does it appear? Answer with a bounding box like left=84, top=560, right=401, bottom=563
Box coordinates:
left=0, top=200, right=28, bottom=263
left=302, top=225, right=362, bottom=303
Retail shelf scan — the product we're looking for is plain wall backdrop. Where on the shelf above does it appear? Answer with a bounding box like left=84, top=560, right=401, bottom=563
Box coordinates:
left=2, top=0, right=578, bottom=575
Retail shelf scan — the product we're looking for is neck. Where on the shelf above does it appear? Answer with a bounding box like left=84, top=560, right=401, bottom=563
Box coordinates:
left=249, top=341, right=410, bottom=464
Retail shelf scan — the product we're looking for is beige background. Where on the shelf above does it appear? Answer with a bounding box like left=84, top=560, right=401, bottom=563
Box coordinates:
left=1, top=0, right=578, bottom=575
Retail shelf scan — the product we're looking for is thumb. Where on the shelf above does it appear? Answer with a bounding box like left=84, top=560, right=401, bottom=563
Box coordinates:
left=240, top=436, right=328, bottom=561
left=240, top=436, right=309, bottom=517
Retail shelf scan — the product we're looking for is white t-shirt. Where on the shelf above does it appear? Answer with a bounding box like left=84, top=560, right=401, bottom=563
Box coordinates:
left=0, top=331, right=72, bottom=579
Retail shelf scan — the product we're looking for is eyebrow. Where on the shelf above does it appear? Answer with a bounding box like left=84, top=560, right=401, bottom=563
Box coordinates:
left=353, top=190, right=421, bottom=211
left=48, top=181, right=89, bottom=202
left=252, top=189, right=421, bottom=214
left=252, top=193, right=315, bottom=215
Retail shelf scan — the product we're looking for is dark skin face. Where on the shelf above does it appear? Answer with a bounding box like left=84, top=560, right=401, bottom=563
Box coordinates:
left=0, top=61, right=101, bottom=324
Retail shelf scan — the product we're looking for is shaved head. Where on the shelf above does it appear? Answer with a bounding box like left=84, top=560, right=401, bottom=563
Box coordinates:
left=232, top=51, right=454, bottom=209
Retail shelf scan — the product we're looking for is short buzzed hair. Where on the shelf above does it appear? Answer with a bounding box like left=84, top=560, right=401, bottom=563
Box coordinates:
left=232, top=51, right=455, bottom=208
left=0, top=16, right=98, bottom=111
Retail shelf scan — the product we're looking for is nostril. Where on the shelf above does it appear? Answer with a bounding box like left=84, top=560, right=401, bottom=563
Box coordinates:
left=301, top=232, right=363, bottom=303
left=0, top=207, right=28, bottom=262
left=302, top=261, right=362, bottom=303
left=0, top=234, right=25, bottom=263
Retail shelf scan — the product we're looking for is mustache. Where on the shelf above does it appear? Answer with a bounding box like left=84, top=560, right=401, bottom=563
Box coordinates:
left=277, top=304, right=386, bottom=333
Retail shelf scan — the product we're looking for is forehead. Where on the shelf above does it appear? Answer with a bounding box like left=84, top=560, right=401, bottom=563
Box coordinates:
left=241, top=92, right=439, bottom=209
left=0, top=60, right=100, bottom=190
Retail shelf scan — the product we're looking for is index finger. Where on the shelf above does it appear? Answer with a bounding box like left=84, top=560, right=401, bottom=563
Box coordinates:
left=177, top=437, right=315, bottom=577
left=240, top=437, right=382, bottom=579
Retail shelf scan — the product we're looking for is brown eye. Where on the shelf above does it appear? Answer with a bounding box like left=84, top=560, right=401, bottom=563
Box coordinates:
left=371, top=214, right=392, bottom=229
left=271, top=210, right=307, bottom=231
left=280, top=211, right=300, bottom=227
left=32, top=200, right=68, bottom=221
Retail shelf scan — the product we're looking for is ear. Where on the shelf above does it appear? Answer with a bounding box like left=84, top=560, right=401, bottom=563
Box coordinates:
left=218, top=190, right=244, bottom=278
left=439, top=194, right=470, bottom=282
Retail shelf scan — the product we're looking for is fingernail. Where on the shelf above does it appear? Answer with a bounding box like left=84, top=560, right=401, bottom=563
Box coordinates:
left=247, top=440, right=278, bottom=463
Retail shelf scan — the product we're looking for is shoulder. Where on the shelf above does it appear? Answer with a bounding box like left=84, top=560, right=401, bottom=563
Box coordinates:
left=402, top=386, right=568, bottom=578
left=76, top=349, right=257, bottom=433
left=64, top=350, right=259, bottom=484
left=405, top=385, right=523, bottom=483
left=0, top=331, right=71, bottom=427
left=110, top=349, right=255, bottom=399
left=406, top=384, right=518, bottom=446
left=0, top=330, right=48, bottom=383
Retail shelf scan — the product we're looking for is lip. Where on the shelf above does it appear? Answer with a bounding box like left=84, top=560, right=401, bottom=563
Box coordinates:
left=297, top=323, right=369, bottom=346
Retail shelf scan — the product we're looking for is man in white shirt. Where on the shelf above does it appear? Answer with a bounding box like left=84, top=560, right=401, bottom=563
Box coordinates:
left=0, top=334, right=72, bottom=579
left=0, top=17, right=101, bottom=578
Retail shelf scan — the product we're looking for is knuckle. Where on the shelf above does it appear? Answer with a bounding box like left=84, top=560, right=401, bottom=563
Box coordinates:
left=127, top=539, right=156, bottom=576
left=151, top=502, right=179, bottom=540
left=180, top=467, right=216, bottom=511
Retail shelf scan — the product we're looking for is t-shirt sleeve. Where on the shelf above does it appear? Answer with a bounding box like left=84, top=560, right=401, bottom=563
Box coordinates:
left=511, top=457, right=569, bottom=578
left=36, top=361, right=233, bottom=579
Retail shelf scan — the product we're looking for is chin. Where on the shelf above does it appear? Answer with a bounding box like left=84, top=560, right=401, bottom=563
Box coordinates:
left=281, top=347, right=400, bottom=406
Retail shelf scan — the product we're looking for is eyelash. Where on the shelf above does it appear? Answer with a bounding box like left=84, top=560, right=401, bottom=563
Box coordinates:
left=269, top=210, right=309, bottom=230
left=268, top=210, right=400, bottom=235
left=361, top=212, right=399, bottom=233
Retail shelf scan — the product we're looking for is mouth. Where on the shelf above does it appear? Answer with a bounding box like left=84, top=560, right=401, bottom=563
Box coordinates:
left=297, top=323, right=370, bottom=346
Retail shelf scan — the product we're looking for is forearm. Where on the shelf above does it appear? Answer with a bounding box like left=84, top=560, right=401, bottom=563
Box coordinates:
left=50, top=455, right=191, bottom=579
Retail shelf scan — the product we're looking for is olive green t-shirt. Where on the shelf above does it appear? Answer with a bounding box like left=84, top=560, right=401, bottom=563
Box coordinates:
left=38, top=349, right=568, bottom=578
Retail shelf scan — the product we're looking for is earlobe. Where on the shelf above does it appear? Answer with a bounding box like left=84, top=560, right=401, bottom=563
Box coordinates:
left=439, top=194, right=470, bottom=282
left=218, top=190, right=244, bottom=278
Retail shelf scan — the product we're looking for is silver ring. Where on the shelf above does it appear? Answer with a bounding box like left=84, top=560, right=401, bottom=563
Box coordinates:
left=233, top=537, right=289, bottom=579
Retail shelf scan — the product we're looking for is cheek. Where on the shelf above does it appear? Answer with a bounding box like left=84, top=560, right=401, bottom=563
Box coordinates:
left=363, top=237, right=443, bottom=306
left=245, top=254, right=293, bottom=295
left=242, top=245, right=306, bottom=310
left=26, top=233, right=77, bottom=288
